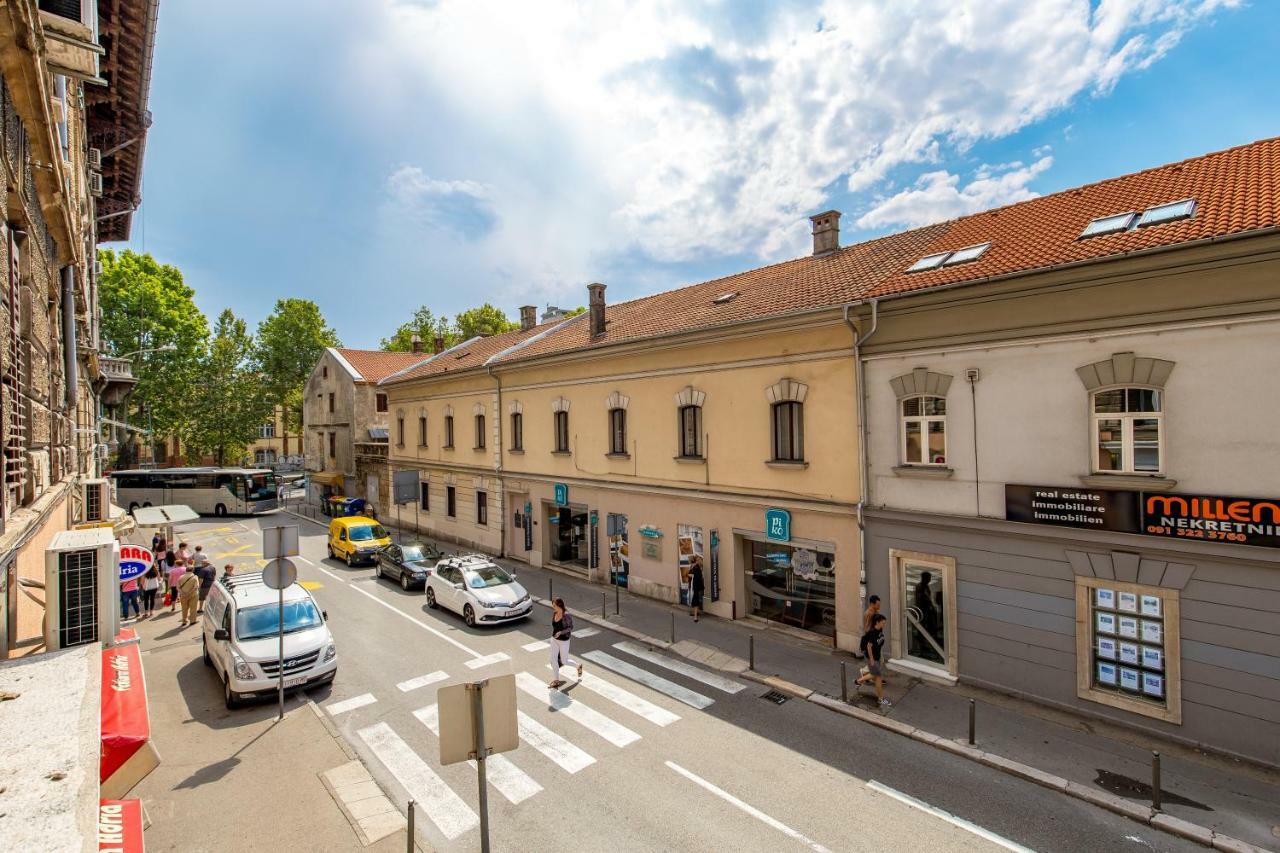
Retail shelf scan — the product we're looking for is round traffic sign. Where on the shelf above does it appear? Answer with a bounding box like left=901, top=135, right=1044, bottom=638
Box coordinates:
left=263, top=558, right=297, bottom=590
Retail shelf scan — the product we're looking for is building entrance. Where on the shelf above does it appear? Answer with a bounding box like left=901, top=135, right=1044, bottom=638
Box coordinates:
left=546, top=503, right=589, bottom=569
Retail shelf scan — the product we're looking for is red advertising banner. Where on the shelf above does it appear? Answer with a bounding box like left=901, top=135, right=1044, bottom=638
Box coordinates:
left=98, top=799, right=144, bottom=853
left=100, top=639, right=150, bottom=784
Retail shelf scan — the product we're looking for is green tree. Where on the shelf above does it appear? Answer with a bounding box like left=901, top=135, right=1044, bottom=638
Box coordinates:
left=380, top=305, right=457, bottom=352
left=255, top=299, right=341, bottom=442
left=185, top=310, right=273, bottom=465
left=98, top=249, right=209, bottom=464
left=455, top=303, right=516, bottom=339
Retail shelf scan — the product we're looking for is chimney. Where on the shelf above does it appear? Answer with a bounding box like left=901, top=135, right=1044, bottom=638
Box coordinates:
left=410, top=334, right=424, bottom=353
left=587, top=283, right=606, bottom=337
left=809, top=209, right=841, bottom=256
left=433, top=336, right=445, bottom=354
left=519, top=305, right=537, bottom=331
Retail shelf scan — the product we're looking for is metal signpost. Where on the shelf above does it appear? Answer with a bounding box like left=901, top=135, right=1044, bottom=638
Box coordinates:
left=393, top=470, right=419, bottom=544
left=262, top=523, right=300, bottom=721
left=437, top=673, right=518, bottom=853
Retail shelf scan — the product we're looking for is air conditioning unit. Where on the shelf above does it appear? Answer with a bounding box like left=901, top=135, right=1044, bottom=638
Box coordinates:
left=87, top=147, right=102, bottom=169
left=44, top=528, right=120, bottom=651
left=82, top=477, right=110, bottom=523
left=89, top=171, right=103, bottom=197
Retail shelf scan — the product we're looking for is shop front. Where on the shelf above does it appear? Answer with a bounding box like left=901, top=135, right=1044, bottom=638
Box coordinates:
left=543, top=499, right=590, bottom=571
left=737, top=509, right=838, bottom=640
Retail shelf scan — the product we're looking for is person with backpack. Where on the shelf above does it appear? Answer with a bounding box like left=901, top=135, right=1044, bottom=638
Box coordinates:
left=140, top=564, right=161, bottom=617
left=854, top=612, right=891, bottom=708
left=548, top=598, right=582, bottom=688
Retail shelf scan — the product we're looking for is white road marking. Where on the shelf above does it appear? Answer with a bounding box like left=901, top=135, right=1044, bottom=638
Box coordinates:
left=582, top=650, right=714, bottom=709
left=613, top=641, right=746, bottom=694
left=666, top=761, right=831, bottom=853
left=414, top=705, right=542, bottom=805
left=865, top=781, right=1036, bottom=853
left=574, top=627, right=600, bottom=639
left=572, top=670, right=680, bottom=726
left=397, top=671, right=449, bottom=693
left=326, top=693, right=376, bottom=715
left=522, top=640, right=549, bottom=652
left=516, top=710, right=595, bottom=774
left=357, top=722, right=478, bottom=841
left=514, top=671, right=640, bottom=747
left=465, top=652, right=510, bottom=670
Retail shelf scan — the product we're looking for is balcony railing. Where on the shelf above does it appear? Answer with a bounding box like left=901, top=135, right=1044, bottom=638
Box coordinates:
left=99, top=356, right=136, bottom=383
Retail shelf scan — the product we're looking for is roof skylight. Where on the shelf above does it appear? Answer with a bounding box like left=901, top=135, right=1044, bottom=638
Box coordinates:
left=1137, top=198, right=1196, bottom=228
left=906, top=252, right=950, bottom=273
left=942, top=242, right=991, bottom=266
left=1080, top=212, right=1136, bottom=239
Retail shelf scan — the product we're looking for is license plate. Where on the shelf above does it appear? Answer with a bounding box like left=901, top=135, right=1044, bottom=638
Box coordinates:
left=284, top=674, right=309, bottom=688
left=503, top=609, right=522, bottom=618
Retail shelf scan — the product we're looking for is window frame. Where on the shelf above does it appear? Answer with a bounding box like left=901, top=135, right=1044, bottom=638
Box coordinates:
left=554, top=410, right=570, bottom=453
left=419, top=481, right=429, bottom=512
left=771, top=401, right=804, bottom=462
left=476, top=491, right=487, bottom=526
left=418, top=414, right=427, bottom=447
left=1090, top=387, right=1163, bottom=475
left=510, top=412, right=523, bottom=451
left=608, top=408, right=627, bottom=455
left=375, top=393, right=388, bottom=413
left=899, top=395, right=948, bottom=467
left=444, top=415, right=455, bottom=449
left=327, top=431, right=336, bottom=459
left=396, top=414, right=405, bottom=447
left=475, top=414, right=486, bottom=450
left=327, top=392, right=335, bottom=414
left=678, top=404, right=703, bottom=458
left=446, top=486, right=456, bottom=518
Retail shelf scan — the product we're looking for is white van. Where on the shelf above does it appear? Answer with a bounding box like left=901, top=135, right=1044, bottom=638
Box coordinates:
left=201, top=570, right=337, bottom=709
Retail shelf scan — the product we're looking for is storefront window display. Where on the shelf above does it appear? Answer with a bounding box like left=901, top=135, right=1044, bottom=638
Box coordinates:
left=677, top=524, right=704, bottom=605
left=746, top=540, right=835, bottom=637
left=608, top=513, right=629, bottom=587
left=547, top=504, right=589, bottom=568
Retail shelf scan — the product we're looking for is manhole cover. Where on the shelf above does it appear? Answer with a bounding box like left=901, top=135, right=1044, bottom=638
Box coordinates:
left=760, top=690, right=789, bottom=705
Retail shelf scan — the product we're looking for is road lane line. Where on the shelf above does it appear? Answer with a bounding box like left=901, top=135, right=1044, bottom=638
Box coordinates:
left=326, top=693, right=377, bottom=715
left=514, top=671, right=640, bottom=747
left=397, top=671, right=449, bottom=693
left=573, top=670, right=680, bottom=726
left=346, top=575, right=484, bottom=658
left=865, top=781, right=1036, bottom=853
left=613, top=641, right=746, bottom=694
left=582, top=650, right=714, bottom=709
left=666, top=761, right=831, bottom=853
left=464, top=652, right=510, bottom=670
left=515, top=710, right=595, bottom=774
left=357, top=722, right=478, bottom=841
left=413, top=705, right=542, bottom=805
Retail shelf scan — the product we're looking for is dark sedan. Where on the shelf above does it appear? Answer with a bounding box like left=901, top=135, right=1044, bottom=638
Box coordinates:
left=375, top=542, right=444, bottom=590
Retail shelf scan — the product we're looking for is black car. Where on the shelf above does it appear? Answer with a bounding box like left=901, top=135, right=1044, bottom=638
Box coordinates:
left=376, top=542, right=445, bottom=590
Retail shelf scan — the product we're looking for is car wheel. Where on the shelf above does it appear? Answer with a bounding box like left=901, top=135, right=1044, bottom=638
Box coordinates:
left=327, top=544, right=334, bottom=559
left=214, top=504, right=228, bottom=518
left=426, top=587, right=437, bottom=609
left=463, top=604, right=476, bottom=627
left=224, top=676, right=240, bottom=710
left=401, top=573, right=411, bottom=591
left=346, top=551, right=355, bottom=567
left=377, top=562, right=385, bottom=580
left=202, top=636, right=211, bottom=667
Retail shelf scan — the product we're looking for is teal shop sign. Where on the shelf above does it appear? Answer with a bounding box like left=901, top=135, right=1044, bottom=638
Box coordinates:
left=765, top=508, right=791, bottom=542
left=554, top=483, right=569, bottom=506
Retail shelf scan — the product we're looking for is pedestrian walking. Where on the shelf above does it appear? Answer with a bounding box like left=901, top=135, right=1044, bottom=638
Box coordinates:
left=120, top=577, right=141, bottom=621
left=688, top=555, right=705, bottom=622
left=151, top=531, right=162, bottom=554
left=141, top=565, right=161, bottom=616
left=165, top=552, right=183, bottom=612
left=194, top=554, right=216, bottom=615
left=547, top=598, right=582, bottom=688
left=856, top=594, right=882, bottom=660
left=854, top=613, right=891, bottom=707
left=177, top=565, right=200, bottom=626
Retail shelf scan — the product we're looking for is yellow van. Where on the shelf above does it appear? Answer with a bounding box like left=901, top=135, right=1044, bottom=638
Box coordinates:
left=328, top=516, right=392, bottom=566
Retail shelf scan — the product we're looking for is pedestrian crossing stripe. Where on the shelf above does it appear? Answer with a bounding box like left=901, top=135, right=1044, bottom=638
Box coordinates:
left=514, top=671, right=640, bottom=747
left=516, top=710, right=596, bottom=773
left=582, top=650, right=714, bottom=709
left=357, top=722, right=478, bottom=840
left=326, top=693, right=376, bottom=715
left=396, top=670, right=448, bottom=693
left=464, top=652, right=510, bottom=669
left=413, top=705, right=542, bottom=804
left=521, top=627, right=599, bottom=653
left=573, top=670, right=681, bottom=727
left=613, top=641, right=747, bottom=694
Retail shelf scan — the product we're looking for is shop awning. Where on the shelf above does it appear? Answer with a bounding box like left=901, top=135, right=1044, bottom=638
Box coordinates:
left=100, top=630, right=160, bottom=799
left=98, top=799, right=144, bottom=852
left=310, top=471, right=345, bottom=486
left=130, top=505, right=200, bottom=528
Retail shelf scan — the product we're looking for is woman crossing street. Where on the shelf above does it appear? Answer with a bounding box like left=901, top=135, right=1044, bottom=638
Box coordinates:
left=548, top=598, right=583, bottom=688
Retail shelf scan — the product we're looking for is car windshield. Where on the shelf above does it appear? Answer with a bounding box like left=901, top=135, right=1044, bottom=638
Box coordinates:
left=465, top=565, right=514, bottom=588
left=236, top=600, right=323, bottom=640
left=401, top=545, right=429, bottom=562
left=245, top=473, right=276, bottom=501
left=349, top=524, right=387, bottom=542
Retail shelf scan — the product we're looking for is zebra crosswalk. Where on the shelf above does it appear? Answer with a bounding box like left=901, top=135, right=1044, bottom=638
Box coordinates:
left=343, top=637, right=741, bottom=846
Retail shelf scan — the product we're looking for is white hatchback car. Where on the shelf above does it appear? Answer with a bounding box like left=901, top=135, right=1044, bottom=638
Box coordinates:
left=425, top=555, right=531, bottom=627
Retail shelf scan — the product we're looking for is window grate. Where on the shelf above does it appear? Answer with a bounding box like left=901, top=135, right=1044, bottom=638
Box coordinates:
left=85, top=482, right=101, bottom=521
left=58, top=548, right=97, bottom=648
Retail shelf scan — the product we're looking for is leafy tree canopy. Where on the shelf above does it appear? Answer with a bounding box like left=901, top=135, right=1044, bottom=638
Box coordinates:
left=380, top=305, right=457, bottom=352
left=255, top=298, right=341, bottom=430
left=455, top=303, right=516, bottom=339
left=184, top=309, right=274, bottom=465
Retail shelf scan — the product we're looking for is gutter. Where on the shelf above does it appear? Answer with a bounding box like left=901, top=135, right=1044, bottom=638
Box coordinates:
left=485, top=364, right=505, bottom=557
left=842, top=299, right=878, bottom=612
left=61, top=266, right=77, bottom=412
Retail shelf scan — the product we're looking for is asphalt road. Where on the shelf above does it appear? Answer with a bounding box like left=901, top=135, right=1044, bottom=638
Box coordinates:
left=182, top=513, right=1204, bottom=853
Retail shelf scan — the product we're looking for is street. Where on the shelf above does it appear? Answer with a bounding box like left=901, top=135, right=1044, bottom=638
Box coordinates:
left=167, top=512, right=1203, bottom=853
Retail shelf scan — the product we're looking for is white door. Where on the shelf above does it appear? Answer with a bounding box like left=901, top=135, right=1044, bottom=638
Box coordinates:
left=366, top=475, right=380, bottom=507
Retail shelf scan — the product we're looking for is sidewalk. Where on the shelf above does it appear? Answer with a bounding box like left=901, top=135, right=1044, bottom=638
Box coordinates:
left=128, top=604, right=413, bottom=852
left=311, top=507, right=1279, bottom=852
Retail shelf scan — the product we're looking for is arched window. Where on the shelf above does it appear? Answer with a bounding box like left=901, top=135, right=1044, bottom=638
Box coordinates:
left=901, top=396, right=946, bottom=465
left=1092, top=388, right=1162, bottom=473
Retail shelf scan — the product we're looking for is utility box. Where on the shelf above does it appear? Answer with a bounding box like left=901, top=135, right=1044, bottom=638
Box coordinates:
left=44, top=528, right=120, bottom=651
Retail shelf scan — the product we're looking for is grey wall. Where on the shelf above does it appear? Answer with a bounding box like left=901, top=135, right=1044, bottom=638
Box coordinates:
left=865, top=511, right=1280, bottom=766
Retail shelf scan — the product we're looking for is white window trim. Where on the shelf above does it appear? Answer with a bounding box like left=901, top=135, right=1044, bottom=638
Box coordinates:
left=899, top=396, right=947, bottom=467
left=1090, top=388, right=1163, bottom=476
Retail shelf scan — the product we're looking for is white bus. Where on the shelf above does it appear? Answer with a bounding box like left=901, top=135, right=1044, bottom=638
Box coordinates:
left=109, top=467, right=279, bottom=517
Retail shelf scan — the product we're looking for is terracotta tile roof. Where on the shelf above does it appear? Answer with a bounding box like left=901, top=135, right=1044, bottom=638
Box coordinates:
left=333, top=349, right=425, bottom=383
left=379, top=322, right=564, bottom=385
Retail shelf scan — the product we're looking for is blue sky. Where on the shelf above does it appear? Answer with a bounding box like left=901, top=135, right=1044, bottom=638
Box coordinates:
left=123, top=1, right=1277, bottom=349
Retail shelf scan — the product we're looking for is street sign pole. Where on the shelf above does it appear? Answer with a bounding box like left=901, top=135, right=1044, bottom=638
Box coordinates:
left=276, top=526, right=285, bottom=720
left=261, top=524, right=299, bottom=722
left=469, top=680, right=491, bottom=853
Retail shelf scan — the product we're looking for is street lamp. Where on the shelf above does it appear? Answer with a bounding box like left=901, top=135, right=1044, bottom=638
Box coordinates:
left=118, top=343, right=177, bottom=359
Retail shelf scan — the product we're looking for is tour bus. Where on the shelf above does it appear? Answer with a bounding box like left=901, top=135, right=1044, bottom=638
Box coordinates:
left=109, top=467, right=279, bottom=516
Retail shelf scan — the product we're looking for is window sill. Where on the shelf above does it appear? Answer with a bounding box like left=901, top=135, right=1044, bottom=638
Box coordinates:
left=508, top=449, right=524, bottom=455
left=443, top=446, right=455, bottom=451
left=417, top=444, right=427, bottom=450
left=1079, top=474, right=1177, bottom=490
left=606, top=452, right=631, bottom=460
left=893, top=465, right=954, bottom=480
left=766, top=460, right=809, bottom=469
left=551, top=450, right=572, bottom=456
left=473, top=446, right=487, bottom=452
left=674, top=456, right=706, bottom=465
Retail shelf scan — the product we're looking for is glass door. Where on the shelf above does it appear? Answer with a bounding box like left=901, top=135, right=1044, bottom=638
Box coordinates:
left=891, top=551, right=956, bottom=677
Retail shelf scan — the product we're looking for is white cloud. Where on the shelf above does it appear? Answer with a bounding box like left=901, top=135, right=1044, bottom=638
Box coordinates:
left=857, top=156, right=1054, bottom=229
left=345, top=0, right=1237, bottom=304
left=385, top=166, right=497, bottom=240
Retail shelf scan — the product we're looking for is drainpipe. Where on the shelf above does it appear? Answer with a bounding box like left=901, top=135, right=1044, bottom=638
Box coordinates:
left=61, top=266, right=78, bottom=413
left=842, top=298, right=879, bottom=626
left=486, top=365, right=505, bottom=557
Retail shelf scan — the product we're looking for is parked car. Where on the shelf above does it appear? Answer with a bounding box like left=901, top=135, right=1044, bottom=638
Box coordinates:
left=376, top=541, right=444, bottom=590
left=424, top=555, right=531, bottom=627
left=327, top=516, right=391, bottom=566
left=201, top=571, right=337, bottom=709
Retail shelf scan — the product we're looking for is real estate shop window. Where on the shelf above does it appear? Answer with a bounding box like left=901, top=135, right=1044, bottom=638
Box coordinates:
left=771, top=401, right=804, bottom=462
left=510, top=412, right=523, bottom=451
left=554, top=411, right=570, bottom=453
left=1092, top=388, right=1162, bottom=474
left=609, top=408, right=627, bottom=455
left=678, top=405, right=702, bottom=458
left=444, top=415, right=455, bottom=449
left=901, top=395, right=946, bottom=465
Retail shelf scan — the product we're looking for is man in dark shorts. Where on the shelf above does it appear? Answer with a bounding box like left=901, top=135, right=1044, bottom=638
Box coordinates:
left=194, top=555, right=216, bottom=614
left=854, top=613, right=891, bottom=707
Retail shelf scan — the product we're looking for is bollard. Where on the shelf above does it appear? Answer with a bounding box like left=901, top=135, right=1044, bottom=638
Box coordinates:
left=749, top=634, right=755, bottom=671
left=407, top=799, right=415, bottom=852
left=841, top=661, right=848, bottom=703
left=670, top=612, right=675, bottom=645
left=548, top=578, right=553, bottom=603
left=615, top=582, right=620, bottom=616
left=968, top=699, right=976, bottom=745
left=602, top=591, right=607, bottom=619
left=1152, top=751, right=1161, bottom=811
